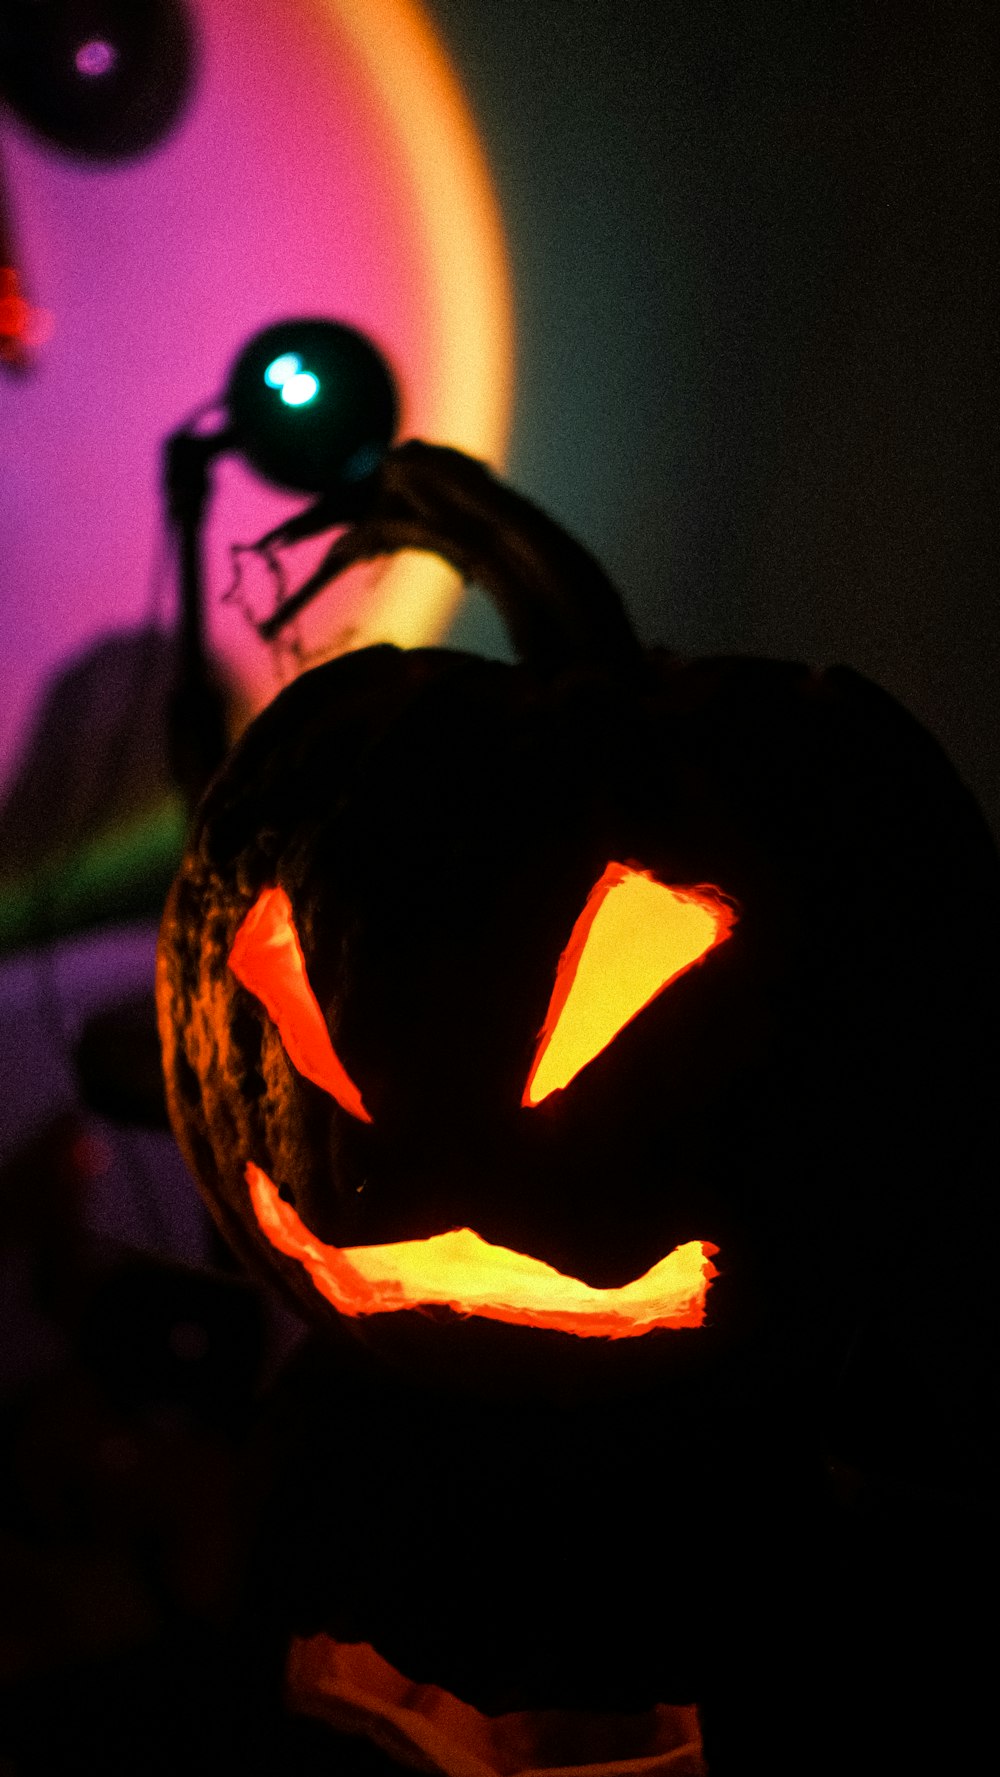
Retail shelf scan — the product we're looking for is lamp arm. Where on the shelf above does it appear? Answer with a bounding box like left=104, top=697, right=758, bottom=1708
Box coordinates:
left=163, top=427, right=232, bottom=809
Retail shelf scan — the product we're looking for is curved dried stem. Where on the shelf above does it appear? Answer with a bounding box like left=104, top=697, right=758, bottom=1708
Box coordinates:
left=258, top=441, right=647, bottom=678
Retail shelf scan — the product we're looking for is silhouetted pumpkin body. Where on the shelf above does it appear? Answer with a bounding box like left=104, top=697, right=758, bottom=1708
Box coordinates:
left=156, top=445, right=998, bottom=1767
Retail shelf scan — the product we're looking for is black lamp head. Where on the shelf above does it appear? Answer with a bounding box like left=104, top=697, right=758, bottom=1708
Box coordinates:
left=0, top=0, right=195, bottom=161
left=224, top=318, right=400, bottom=508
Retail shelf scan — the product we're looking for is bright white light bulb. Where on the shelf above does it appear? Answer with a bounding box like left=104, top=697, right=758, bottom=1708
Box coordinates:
left=280, top=371, right=320, bottom=407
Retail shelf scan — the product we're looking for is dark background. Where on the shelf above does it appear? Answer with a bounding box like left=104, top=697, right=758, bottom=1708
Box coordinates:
left=439, top=0, right=998, bottom=837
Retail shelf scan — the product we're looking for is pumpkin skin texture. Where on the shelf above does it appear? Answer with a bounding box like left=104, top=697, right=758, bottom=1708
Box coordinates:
left=157, top=445, right=998, bottom=1762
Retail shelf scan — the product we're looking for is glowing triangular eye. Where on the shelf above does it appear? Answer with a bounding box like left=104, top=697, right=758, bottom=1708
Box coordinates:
left=522, top=864, right=737, bottom=1106
left=229, top=886, right=372, bottom=1124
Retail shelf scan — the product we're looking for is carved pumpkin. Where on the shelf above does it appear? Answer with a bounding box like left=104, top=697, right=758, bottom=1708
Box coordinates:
left=157, top=444, right=997, bottom=1764
left=156, top=442, right=998, bottom=1406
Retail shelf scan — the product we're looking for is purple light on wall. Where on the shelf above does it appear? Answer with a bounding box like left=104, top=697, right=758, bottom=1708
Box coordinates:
left=0, top=0, right=443, bottom=799
left=74, top=39, right=118, bottom=78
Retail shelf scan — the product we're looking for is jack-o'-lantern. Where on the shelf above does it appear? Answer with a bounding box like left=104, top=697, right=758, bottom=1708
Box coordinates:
left=156, top=444, right=998, bottom=1768
left=157, top=441, right=998, bottom=1395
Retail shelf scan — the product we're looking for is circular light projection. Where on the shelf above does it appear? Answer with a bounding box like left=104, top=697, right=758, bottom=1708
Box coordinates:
left=0, top=0, right=513, bottom=798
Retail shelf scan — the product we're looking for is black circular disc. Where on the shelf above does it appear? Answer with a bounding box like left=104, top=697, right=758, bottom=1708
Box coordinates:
left=0, top=0, right=195, bottom=162
left=225, top=317, right=400, bottom=501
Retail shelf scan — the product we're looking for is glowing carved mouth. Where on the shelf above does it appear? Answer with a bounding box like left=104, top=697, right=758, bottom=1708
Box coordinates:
left=247, top=1162, right=718, bottom=1338
left=287, top=1635, right=707, bottom=1777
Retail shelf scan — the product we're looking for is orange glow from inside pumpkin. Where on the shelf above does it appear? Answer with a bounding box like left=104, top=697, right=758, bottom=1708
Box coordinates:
left=229, top=886, right=372, bottom=1124
left=247, top=1161, right=718, bottom=1337
left=287, top=1633, right=706, bottom=1777
left=523, top=865, right=737, bottom=1107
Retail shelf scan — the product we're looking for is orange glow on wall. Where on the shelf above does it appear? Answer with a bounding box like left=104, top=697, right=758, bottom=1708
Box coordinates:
left=247, top=1161, right=718, bottom=1337
left=322, top=0, right=515, bottom=653
left=523, top=866, right=737, bottom=1106
left=229, top=886, right=371, bottom=1124
left=328, top=0, right=513, bottom=459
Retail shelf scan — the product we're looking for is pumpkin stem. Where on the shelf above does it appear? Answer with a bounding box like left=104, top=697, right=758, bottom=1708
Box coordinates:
left=257, top=441, right=647, bottom=677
